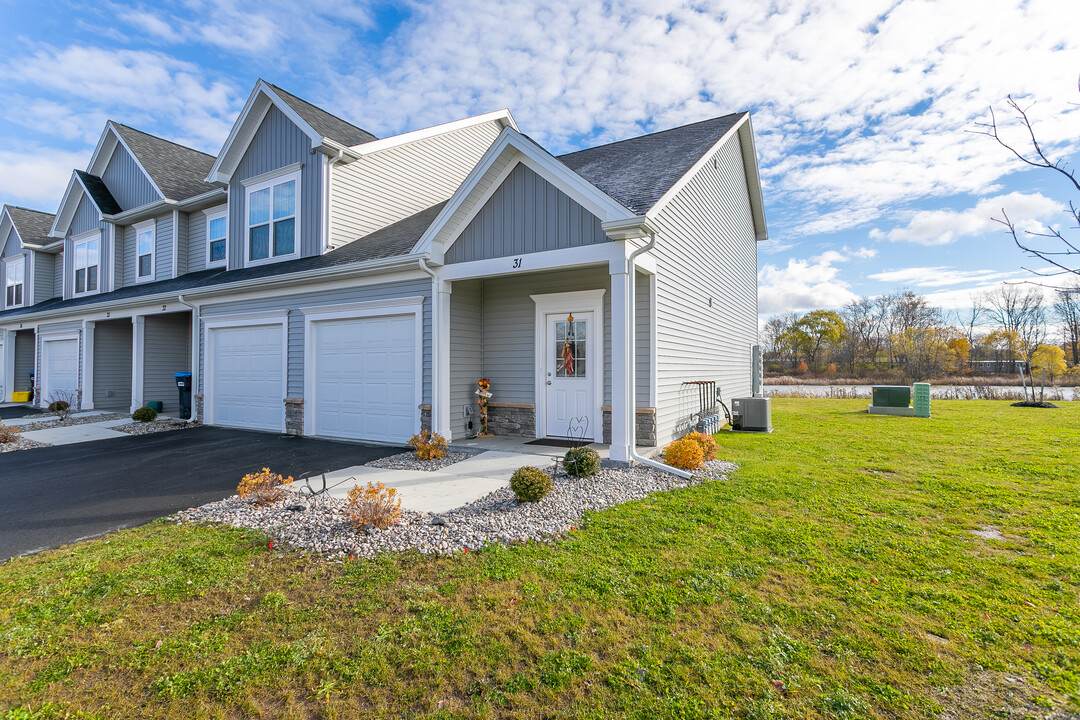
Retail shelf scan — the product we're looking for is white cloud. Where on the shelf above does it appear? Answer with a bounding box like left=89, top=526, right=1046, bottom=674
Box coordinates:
left=869, top=192, right=1064, bottom=245
left=867, top=266, right=1023, bottom=288
left=758, top=253, right=859, bottom=315
left=0, top=148, right=87, bottom=208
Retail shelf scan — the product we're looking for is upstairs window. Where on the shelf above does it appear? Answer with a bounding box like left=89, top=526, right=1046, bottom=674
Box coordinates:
left=4, top=256, right=24, bottom=308
left=245, top=168, right=299, bottom=265
left=134, top=220, right=155, bottom=282
left=73, top=234, right=100, bottom=295
left=205, top=208, right=227, bottom=267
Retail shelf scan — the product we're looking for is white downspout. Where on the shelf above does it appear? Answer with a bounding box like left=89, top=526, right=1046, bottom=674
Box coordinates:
left=626, top=233, right=692, bottom=479
left=177, top=294, right=199, bottom=423
left=417, top=257, right=441, bottom=437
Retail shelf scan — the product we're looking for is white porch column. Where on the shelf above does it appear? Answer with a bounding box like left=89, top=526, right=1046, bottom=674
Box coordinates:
left=130, top=316, right=144, bottom=412
left=1, top=330, right=14, bottom=403
left=82, top=320, right=95, bottom=410
left=609, top=257, right=633, bottom=464
left=431, top=278, right=452, bottom=438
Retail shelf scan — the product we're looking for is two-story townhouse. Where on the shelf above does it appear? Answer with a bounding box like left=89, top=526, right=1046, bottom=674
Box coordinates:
left=0, top=79, right=766, bottom=466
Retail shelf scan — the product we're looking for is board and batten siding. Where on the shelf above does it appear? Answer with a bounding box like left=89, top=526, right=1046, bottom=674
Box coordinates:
left=229, top=105, right=322, bottom=268
left=13, top=329, right=34, bottom=392
left=93, top=320, right=132, bottom=410
left=1, top=227, right=19, bottom=258
left=330, top=120, right=502, bottom=246
left=34, top=251, right=56, bottom=304
left=448, top=278, right=482, bottom=440
left=102, top=143, right=161, bottom=211
left=445, top=163, right=610, bottom=264
left=63, top=193, right=105, bottom=300
left=197, top=276, right=432, bottom=406
left=649, top=131, right=758, bottom=445
left=143, top=313, right=191, bottom=412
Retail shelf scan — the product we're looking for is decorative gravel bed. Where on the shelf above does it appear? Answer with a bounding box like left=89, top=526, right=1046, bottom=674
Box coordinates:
left=0, top=437, right=50, bottom=453
left=171, top=459, right=735, bottom=559
left=115, top=419, right=196, bottom=436
left=13, top=412, right=126, bottom=433
left=363, top=450, right=476, bottom=472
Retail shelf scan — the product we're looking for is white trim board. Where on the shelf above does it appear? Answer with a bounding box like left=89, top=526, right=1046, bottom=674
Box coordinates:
left=530, top=289, right=605, bottom=442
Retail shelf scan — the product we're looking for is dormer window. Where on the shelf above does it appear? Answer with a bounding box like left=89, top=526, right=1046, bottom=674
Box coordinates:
left=73, top=233, right=100, bottom=296
left=134, top=220, right=155, bottom=282
left=4, top=256, right=24, bottom=308
left=243, top=165, right=300, bottom=266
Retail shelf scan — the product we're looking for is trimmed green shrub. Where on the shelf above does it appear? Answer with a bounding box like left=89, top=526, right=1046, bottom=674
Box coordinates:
left=48, top=400, right=70, bottom=414
left=510, top=466, right=553, bottom=503
left=132, top=406, right=158, bottom=423
left=563, top=446, right=601, bottom=477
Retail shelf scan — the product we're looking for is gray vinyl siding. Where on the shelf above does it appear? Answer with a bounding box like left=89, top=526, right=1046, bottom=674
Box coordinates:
left=1, top=227, right=18, bottom=258
left=175, top=212, right=189, bottom=276
left=93, top=319, right=132, bottom=410
left=64, top=193, right=105, bottom=301
left=229, top=104, right=322, bottom=268
left=650, top=131, right=758, bottom=445
left=34, top=251, right=55, bottom=304
left=143, top=312, right=191, bottom=412
left=69, top=194, right=102, bottom=237
left=54, top=251, right=63, bottom=299
left=197, top=276, right=432, bottom=405
left=445, top=163, right=610, bottom=264
left=476, top=267, right=613, bottom=404
left=448, top=279, right=482, bottom=439
left=187, top=204, right=226, bottom=273
left=429, top=151, right=515, bottom=250
left=14, top=329, right=34, bottom=392
left=330, top=120, right=502, bottom=246
left=102, top=143, right=161, bottom=210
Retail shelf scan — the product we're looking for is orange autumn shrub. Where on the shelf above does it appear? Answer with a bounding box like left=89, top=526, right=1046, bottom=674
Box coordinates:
left=347, top=481, right=402, bottom=530
left=685, top=431, right=718, bottom=461
left=662, top=436, right=705, bottom=470
left=237, top=467, right=294, bottom=505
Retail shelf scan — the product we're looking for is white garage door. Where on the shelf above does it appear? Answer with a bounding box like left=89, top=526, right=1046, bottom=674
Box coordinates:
left=210, top=324, right=284, bottom=432
left=43, top=338, right=79, bottom=403
left=313, top=314, right=417, bottom=443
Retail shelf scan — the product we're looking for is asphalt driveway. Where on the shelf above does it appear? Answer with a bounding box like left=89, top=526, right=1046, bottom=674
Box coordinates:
left=0, top=426, right=401, bottom=561
left=0, top=404, right=45, bottom=419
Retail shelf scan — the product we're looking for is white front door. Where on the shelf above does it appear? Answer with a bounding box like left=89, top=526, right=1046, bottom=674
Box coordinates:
left=43, top=338, right=79, bottom=404
left=209, top=324, right=284, bottom=432
left=312, top=314, right=418, bottom=443
left=544, top=311, right=594, bottom=439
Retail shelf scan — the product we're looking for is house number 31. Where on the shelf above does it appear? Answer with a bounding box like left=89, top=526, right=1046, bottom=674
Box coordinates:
left=512, top=257, right=522, bottom=269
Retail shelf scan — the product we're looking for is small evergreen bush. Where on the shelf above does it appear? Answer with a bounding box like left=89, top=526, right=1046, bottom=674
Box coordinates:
left=132, top=406, right=158, bottom=422
left=408, top=429, right=448, bottom=460
left=563, top=446, right=601, bottom=477
left=510, top=466, right=553, bottom=503
left=662, top=436, right=705, bottom=470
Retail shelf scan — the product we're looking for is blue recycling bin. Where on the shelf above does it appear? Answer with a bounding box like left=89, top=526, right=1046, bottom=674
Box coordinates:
left=174, top=372, right=192, bottom=419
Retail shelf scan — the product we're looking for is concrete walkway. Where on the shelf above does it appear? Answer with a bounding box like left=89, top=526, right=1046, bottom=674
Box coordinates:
left=318, top=449, right=556, bottom=514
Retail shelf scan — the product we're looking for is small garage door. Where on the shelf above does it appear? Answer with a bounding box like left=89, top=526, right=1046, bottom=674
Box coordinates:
left=313, top=314, right=417, bottom=443
left=209, top=324, right=284, bottom=432
left=43, top=338, right=79, bottom=403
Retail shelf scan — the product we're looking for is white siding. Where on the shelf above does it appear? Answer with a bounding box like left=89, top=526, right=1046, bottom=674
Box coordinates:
left=650, top=132, right=758, bottom=444
left=330, top=121, right=503, bottom=246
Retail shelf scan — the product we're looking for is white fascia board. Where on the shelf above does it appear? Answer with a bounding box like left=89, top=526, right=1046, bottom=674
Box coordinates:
left=412, top=127, right=633, bottom=256
left=737, top=118, right=769, bottom=241
left=48, top=172, right=91, bottom=239
left=86, top=124, right=119, bottom=177
left=350, top=109, right=519, bottom=156
left=645, top=113, right=749, bottom=221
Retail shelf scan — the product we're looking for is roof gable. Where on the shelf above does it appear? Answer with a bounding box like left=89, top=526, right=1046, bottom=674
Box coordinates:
left=111, top=123, right=217, bottom=201
left=206, top=80, right=378, bottom=184
left=49, top=171, right=120, bottom=239
left=3, top=205, right=56, bottom=248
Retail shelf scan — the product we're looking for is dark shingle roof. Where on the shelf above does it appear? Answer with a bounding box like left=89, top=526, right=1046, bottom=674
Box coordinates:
left=268, top=83, right=378, bottom=147
left=111, top=123, right=218, bottom=202
left=4, top=206, right=56, bottom=247
left=558, top=112, right=746, bottom=215
left=0, top=202, right=445, bottom=321
left=75, top=171, right=122, bottom=215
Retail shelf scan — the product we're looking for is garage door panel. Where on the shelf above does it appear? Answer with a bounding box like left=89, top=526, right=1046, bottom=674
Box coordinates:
left=313, top=314, right=417, bottom=444
left=44, top=339, right=80, bottom=401
left=210, top=324, right=283, bottom=432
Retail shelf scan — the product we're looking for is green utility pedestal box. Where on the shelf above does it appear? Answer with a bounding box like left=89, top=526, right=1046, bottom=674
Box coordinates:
left=872, top=386, right=910, bottom=408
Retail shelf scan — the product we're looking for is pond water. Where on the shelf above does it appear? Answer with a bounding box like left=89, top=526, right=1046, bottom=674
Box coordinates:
left=763, top=384, right=1078, bottom=401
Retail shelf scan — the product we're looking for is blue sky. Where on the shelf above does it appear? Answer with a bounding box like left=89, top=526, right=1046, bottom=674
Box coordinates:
left=1, top=0, right=1078, bottom=320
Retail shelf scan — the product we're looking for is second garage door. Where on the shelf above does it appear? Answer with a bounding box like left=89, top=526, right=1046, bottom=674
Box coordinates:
left=313, top=314, right=417, bottom=444
left=209, top=324, right=284, bottom=432
left=43, top=338, right=79, bottom=404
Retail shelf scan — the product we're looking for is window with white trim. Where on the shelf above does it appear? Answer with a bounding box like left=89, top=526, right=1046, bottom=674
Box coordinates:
left=135, top=220, right=155, bottom=282
left=205, top=208, right=227, bottom=267
left=4, top=256, right=24, bottom=308
left=245, top=170, right=299, bottom=264
left=73, top=235, right=100, bottom=295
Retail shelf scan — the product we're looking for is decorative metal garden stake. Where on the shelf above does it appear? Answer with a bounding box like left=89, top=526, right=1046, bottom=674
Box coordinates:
left=475, top=377, right=493, bottom=437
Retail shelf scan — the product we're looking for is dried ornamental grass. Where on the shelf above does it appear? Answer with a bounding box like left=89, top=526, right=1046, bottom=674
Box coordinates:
left=347, top=481, right=402, bottom=530
left=236, top=467, right=294, bottom=506
left=0, top=420, right=20, bottom=444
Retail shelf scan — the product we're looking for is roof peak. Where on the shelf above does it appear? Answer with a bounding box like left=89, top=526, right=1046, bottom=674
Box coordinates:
left=560, top=112, right=746, bottom=158
left=110, top=121, right=215, bottom=160
left=266, top=82, right=377, bottom=146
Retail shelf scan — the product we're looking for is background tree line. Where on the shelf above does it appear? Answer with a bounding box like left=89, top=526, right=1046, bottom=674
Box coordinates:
left=762, top=283, right=1080, bottom=380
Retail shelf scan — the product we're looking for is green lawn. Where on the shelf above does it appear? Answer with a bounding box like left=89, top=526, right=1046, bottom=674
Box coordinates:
left=2, top=399, right=1078, bottom=719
